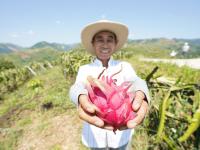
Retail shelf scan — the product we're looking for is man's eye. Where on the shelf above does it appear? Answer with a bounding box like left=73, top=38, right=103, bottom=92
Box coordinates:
left=96, top=39, right=103, bottom=43
left=107, top=39, right=114, bottom=43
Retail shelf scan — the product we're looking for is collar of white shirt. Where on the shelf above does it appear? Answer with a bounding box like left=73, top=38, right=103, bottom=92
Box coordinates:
left=92, top=57, right=117, bottom=67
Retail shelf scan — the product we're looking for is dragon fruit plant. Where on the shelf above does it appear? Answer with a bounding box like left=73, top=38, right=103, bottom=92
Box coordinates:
left=86, top=66, right=137, bottom=132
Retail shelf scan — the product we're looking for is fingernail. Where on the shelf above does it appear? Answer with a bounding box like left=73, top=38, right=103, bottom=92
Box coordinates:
left=133, top=103, right=139, bottom=110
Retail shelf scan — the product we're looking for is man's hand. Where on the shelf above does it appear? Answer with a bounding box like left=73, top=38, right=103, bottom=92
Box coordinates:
left=119, top=91, right=149, bottom=130
left=127, top=90, right=149, bottom=128
left=78, top=94, right=114, bottom=130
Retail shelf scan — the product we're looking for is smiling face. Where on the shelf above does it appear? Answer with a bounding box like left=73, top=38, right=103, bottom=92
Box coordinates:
left=92, top=31, right=118, bottom=67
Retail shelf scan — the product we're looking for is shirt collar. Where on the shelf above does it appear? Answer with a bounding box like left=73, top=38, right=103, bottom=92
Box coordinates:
left=92, top=57, right=114, bottom=67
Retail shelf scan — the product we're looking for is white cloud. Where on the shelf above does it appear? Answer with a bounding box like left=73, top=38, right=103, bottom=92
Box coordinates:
left=10, top=33, right=20, bottom=38
left=26, top=30, right=35, bottom=36
left=56, top=20, right=61, bottom=24
left=9, top=30, right=36, bottom=39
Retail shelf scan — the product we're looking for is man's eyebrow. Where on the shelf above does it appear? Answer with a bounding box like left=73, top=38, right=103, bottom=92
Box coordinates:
left=95, top=35, right=115, bottom=39
left=108, top=35, right=115, bottom=39
left=94, top=35, right=103, bottom=39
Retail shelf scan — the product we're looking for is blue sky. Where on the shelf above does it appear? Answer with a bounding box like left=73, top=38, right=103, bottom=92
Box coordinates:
left=0, top=0, right=200, bottom=47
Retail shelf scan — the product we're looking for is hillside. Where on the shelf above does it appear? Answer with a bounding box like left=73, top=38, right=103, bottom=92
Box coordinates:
left=31, top=41, right=77, bottom=51
left=127, top=38, right=200, bottom=58
left=0, top=41, right=77, bottom=54
left=1, top=38, right=200, bottom=71
left=1, top=38, right=200, bottom=59
left=0, top=43, right=24, bottom=53
left=0, top=48, right=62, bottom=67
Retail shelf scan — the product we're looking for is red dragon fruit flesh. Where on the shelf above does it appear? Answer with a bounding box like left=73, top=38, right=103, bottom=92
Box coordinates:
left=86, top=66, right=137, bottom=132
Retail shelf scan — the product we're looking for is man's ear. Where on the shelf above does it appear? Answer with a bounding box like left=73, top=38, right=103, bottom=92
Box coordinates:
left=92, top=44, right=95, bottom=49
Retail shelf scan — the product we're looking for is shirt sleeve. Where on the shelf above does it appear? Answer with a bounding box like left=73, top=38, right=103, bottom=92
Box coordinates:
left=69, top=66, right=88, bottom=106
left=123, top=62, right=150, bottom=103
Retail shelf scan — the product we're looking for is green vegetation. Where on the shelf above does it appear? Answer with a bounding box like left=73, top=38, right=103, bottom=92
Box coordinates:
left=0, top=65, right=74, bottom=150
left=0, top=59, right=15, bottom=71
left=0, top=44, right=200, bottom=149
left=127, top=38, right=200, bottom=58
left=0, top=48, right=61, bottom=67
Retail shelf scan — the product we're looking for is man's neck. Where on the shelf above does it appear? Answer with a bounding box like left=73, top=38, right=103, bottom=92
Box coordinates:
left=97, top=57, right=110, bottom=68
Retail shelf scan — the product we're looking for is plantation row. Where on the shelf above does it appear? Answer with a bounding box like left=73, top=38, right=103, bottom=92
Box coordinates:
left=60, top=50, right=92, bottom=77
left=60, top=48, right=132, bottom=77
left=0, top=61, right=54, bottom=98
left=145, top=67, right=200, bottom=149
left=0, top=47, right=130, bottom=97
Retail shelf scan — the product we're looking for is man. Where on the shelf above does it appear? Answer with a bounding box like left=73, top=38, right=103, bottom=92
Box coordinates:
left=70, top=20, right=150, bottom=149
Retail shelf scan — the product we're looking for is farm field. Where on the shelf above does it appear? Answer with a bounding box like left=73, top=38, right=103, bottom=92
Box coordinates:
left=0, top=49, right=199, bottom=150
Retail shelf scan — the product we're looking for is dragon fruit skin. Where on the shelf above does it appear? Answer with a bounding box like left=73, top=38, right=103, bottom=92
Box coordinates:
left=86, top=67, right=137, bottom=131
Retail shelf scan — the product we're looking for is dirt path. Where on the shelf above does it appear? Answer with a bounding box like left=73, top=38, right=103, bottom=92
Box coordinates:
left=17, top=110, right=86, bottom=150
left=140, top=58, right=200, bottom=69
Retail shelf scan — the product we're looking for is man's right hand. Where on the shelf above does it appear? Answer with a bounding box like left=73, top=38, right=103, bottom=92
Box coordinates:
left=78, top=94, right=114, bottom=130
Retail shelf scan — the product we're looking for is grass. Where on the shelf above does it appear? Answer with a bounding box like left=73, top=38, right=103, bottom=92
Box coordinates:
left=50, top=144, right=62, bottom=150
left=0, top=66, right=75, bottom=150
left=0, top=53, right=200, bottom=149
left=0, top=128, right=23, bottom=150
left=0, top=66, right=73, bottom=115
left=132, top=127, right=149, bottom=150
left=16, top=117, right=32, bottom=127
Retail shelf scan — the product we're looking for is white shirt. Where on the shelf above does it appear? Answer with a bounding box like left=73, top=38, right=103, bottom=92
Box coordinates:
left=69, top=58, right=149, bottom=148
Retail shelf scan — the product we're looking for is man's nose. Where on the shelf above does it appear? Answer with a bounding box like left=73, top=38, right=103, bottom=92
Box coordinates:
left=102, top=41, right=109, bottom=47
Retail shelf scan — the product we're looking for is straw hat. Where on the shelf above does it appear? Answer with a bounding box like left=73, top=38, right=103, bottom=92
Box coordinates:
left=81, top=20, right=129, bottom=55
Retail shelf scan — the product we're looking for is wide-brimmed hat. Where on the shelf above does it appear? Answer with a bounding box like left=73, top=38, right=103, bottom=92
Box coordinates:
left=81, top=20, right=129, bottom=55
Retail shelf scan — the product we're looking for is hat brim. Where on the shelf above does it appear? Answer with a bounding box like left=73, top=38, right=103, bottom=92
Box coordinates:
left=81, top=20, right=129, bottom=55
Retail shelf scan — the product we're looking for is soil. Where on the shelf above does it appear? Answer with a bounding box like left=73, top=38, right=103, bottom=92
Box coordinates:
left=17, top=110, right=85, bottom=150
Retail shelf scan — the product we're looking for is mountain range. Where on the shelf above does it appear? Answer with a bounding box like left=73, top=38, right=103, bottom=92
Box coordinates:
left=0, top=43, right=24, bottom=53
left=1, top=38, right=200, bottom=54
left=0, top=38, right=200, bottom=59
left=0, top=38, right=200, bottom=67
left=0, top=41, right=78, bottom=53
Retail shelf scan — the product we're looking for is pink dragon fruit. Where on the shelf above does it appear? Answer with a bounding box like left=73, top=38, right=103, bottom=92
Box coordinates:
left=86, top=66, right=137, bottom=132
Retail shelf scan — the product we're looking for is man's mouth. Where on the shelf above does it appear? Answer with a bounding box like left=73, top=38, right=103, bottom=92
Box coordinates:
left=100, top=49, right=110, bottom=54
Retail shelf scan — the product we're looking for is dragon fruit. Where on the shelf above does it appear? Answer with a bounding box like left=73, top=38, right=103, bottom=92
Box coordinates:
left=86, top=66, right=137, bottom=132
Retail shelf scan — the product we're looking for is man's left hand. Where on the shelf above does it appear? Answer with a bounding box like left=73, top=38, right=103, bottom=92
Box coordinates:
left=119, top=90, right=149, bottom=130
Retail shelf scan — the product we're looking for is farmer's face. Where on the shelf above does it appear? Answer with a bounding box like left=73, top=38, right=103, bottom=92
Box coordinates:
left=92, top=31, right=117, bottom=61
